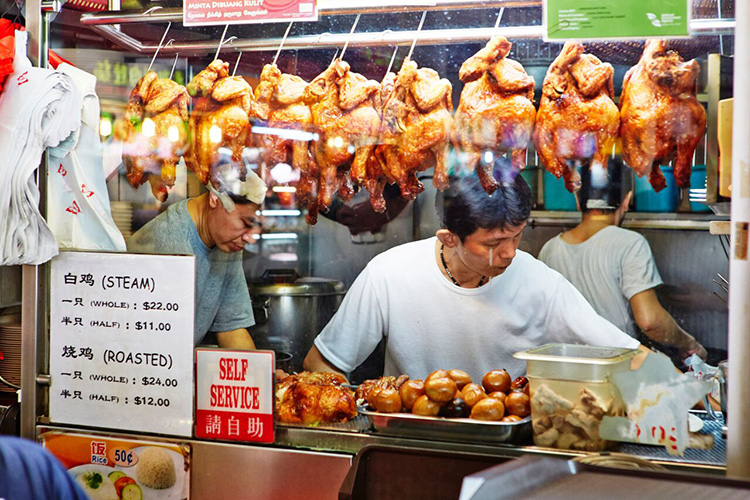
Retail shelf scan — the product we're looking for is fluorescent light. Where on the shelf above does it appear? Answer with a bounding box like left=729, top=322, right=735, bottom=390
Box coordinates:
left=251, top=125, right=318, bottom=142
left=261, top=209, right=301, bottom=217
left=260, top=233, right=298, bottom=240
left=272, top=186, right=297, bottom=193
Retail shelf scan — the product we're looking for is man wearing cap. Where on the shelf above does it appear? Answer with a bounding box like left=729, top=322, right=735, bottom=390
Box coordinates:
left=538, top=159, right=707, bottom=362
left=127, top=165, right=266, bottom=349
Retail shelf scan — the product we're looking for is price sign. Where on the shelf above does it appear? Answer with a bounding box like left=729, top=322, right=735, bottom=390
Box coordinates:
left=544, top=0, right=690, bottom=40
left=49, top=252, right=195, bottom=437
left=195, top=349, right=275, bottom=443
left=184, top=0, right=317, bottom=27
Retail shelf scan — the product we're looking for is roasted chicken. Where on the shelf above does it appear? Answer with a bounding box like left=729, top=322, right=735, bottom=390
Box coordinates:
left=114, top=71, right=189, bottom=202
left=375, top=58, right=453, bottom=200
left=304, top=59, right=381, bottom=214
left=620, top=40, right=706, bottom=191
left=362, top=70, right=397, bottom=213
left=254, top=64, right=317, bottom=219
left=275, top=371, right=357, bottom=424
left=534, top=42, right=619, bottom=192
left=184, top=59, right=254, bottom=185
left=455, top=36, right=536, bottom=194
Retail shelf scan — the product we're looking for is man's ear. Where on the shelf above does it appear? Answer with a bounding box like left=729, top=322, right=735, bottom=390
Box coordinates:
left=207, top=191, right=221, bottom=209
left=436, top=229, right=460, bottom=248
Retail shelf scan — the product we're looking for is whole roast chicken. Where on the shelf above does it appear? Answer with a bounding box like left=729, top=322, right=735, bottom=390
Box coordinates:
left=455, top=36, right=536, bottom=194
left=253, top=63, right=317, bottom=217
left=304, top=59, right=381, bottom=215
left=375, top=58, right=453, bottom=200
left=533, top=42, right=619, bottom=192
left=362, top=70, right=397, bottom=213
left=620, top=40, right=706, bottom=191
left=184, top=59, right=254, bottom=185
left=275, top=371, right=357, bottom=424
left=114, top=71, right=189, bottom=202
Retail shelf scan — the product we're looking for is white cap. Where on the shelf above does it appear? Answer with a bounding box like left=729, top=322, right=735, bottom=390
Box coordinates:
left=207, top=150, right=267, bottom=212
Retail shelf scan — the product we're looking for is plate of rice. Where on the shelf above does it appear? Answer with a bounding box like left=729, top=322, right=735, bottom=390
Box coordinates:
left=115, top=446, right=187, bottom=500
left=68, top=464, right=120, bottom=500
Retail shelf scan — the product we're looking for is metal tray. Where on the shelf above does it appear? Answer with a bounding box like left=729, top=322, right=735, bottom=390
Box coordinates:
left=359, top=409, right=532, bottom=446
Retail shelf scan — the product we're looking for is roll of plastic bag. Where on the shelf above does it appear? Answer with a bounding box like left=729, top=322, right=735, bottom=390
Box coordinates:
left=47, top=63, right=126, bottom=252
left=0, top=30, right=82, bottom=265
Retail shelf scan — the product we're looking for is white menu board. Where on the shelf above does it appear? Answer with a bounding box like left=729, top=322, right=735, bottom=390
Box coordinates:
left=49, top=252, right=195, bottom=437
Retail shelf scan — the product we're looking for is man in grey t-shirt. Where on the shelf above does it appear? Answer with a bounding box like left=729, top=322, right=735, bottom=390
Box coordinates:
left=538, top=160, right=706, bottom=362
left=127, top=166, right=265, bottom=349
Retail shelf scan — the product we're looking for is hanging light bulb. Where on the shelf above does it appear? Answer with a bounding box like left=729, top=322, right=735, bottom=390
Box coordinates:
left=99, top=117, right=113, bottom=137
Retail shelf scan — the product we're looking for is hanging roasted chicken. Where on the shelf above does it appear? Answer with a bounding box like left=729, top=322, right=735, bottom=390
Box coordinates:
left=375, top=58, right=453, bottom=200
left=253, top=63, right=317, bottom=219
left=184, top=59, right=254, bottom=185
left=361, top=70, right=397, bottom=213
left=114, top=71, right=189, bottom=202
left=533, top=42, right=619, bottom=192
left=455, top=36, right=536, bottom=194
left=276, top=371, right=358, bottom=424
left=304, top=58, right=381, bottom=215
left=620, top=40, right=706, bottom=191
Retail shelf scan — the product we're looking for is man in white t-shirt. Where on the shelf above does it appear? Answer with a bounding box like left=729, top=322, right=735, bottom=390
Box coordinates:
left=304, top=168, right=645, bottom=382
left=538, top=161, right=706, bottom=362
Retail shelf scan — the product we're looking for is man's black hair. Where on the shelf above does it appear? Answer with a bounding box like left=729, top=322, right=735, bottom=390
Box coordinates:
left=228, top=192, right=254, bottom=205
left=579, top=158, right=624, bottom=213
left=438, top=160, right=532, bottom=242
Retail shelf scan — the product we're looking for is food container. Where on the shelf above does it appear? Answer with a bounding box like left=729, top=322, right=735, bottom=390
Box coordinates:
left=248, top=269, right=346, bottom=372
left=634, top=166, right=678, bottom=212
left=543, top=170, right=578, bottom=211
left=514, top=344, right=638, bottom=452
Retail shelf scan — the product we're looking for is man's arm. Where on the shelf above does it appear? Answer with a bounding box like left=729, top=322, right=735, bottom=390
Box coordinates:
left=216, top=328, right=256, bottom=350
left=303, top=345, right=348, bottom=379
left=630, top=289, right=707, bottom=360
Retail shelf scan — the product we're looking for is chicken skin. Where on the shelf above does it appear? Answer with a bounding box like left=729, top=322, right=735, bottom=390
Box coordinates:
left=184, top=60, right=254, bottom=186
left=620, top=40, right=706, bottom=191
left=455, top=36, right=536, bottom=194
left=375, top=58, right=453, bottom=200
left=114, top=71, right=189, bottom=202
left=304, top=59, right=381, bottom=215
left=275, top=371, right=357, bottom=424
left=362, top=70, right=397, bottom=213
left=534, top=42, right=619, bottom=192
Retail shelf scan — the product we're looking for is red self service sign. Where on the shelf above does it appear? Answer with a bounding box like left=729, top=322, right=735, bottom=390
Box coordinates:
left=195, top=349, right=275, bottom=443
left=183, top=0, right=317, bottom=27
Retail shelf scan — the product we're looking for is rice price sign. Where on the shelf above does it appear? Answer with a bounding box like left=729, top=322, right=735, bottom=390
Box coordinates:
left=183, top=0, right=317, bottom=27
left=195, top=349, right=275, bottom=443
left=49, top=252, right=195, bottom=437
left=544, top=0, right=690, bottom=40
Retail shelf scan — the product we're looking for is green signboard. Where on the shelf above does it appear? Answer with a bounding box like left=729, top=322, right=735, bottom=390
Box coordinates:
left=544, top=0, right=690, bottom=40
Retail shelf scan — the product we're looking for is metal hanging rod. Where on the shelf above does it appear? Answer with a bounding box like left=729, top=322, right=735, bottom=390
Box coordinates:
left=80, top=1, right=540, bottom=25
left=83, top=18, right=737, bottom=56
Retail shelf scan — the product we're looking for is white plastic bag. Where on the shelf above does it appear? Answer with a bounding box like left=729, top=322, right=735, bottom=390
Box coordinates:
left=46, top=63, right=126, bottom=251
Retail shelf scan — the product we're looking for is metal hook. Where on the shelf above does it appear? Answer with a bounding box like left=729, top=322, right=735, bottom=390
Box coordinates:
left=147, top=22, right=172, bottom=72
left=494, top=7, right=505, bottom=30
left=339, top=13, right=361, bottom=62
left=385, top=46, right=399, bottom=76
left=140, top=6, right=163, bottom=17
left=214, top=24, right=229, bottom=61
left=330, top=48, right=340, bottom=65
left=169, top=53, right=179, bottom=80
left=273, top=21, right=294, bottom=66
left=233, top=51, right=242, bottom=76
left=406, top=11, right=427, bottom=63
